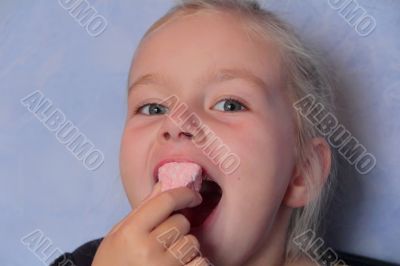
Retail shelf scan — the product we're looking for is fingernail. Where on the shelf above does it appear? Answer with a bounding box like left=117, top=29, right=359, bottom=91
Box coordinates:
left=190, top=192, right=203, bottom=207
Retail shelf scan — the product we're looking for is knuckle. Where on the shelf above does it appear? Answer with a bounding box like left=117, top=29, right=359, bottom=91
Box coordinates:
left=169, top=234, right=200, bottom=256
left=116, top=223, right=138, bottom=243
left=191, top=257, right=209, bottom=266
left=141, top=240, right=153, bottom=259
left=174, top=213, right=190, bottom=228
left=153, top=226, right=181, bottom=249
left=179, top=236, right=201, bottom=264
left=160, top=192, right=175, bottom=206
left=184, top=234, right=200, bottom=249
left=133, top=238, right=161, bottom=263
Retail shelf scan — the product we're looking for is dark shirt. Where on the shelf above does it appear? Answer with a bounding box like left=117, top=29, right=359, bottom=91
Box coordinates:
left=50, top=238, right=103, bottom=266
left=49, top=238, right=399, bottom=266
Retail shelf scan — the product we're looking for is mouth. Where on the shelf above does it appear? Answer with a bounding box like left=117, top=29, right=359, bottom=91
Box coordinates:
left=180, top=171, right=223, bottom=228
left=154, top=160, right=223, bottom=228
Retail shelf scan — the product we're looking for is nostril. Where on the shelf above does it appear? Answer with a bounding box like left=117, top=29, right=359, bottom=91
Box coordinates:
left=162, top=131, right=192, bottom=140
left=180, top=132, right=193, bottom=138
left=163, top=132, right=171, bottom=140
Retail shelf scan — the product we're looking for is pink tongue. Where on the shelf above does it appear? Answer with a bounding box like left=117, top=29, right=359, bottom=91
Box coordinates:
left=158, top=162, right=203, bottom=192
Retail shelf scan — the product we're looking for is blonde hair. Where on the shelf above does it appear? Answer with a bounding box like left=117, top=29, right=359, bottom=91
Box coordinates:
left=139, top=0, right=337, bottom=262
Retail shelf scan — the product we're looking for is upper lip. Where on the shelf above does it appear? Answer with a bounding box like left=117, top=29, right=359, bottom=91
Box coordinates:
left=153, top=156, right=217, bottom=184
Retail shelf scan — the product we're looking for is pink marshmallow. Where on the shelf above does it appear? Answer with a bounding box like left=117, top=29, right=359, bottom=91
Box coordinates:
left=158, top=162, right=203, bottom=192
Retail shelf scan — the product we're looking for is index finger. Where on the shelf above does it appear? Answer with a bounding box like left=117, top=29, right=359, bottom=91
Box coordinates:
left=108, top=182, right=162, bottom=235
left=132, top=187, right=202, bottom=232
left=134, top=182, right=162, bottom=212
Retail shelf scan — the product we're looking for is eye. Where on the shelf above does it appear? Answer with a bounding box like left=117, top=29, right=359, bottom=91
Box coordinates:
left=213, top=98, right=247, bottom=112
left=135, top=103, right=168, bottom=115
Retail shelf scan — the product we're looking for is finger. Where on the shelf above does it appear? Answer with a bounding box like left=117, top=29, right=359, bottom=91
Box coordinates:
left=132, top=187, right=202, bottom=232
left=150, top=213, right=191, bottom=247
left=186, top=256, right=210, bottom=266
left=109, top=183, right=162, bottom=235
left=133, top=182, right=162, bottom=213
left=145, top=182, right=162, bottom=201
left=164, top=234, right=201, bottom=265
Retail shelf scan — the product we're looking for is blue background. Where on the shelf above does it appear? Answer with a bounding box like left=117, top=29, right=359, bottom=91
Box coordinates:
left=1, top=0, right=399, bottom=265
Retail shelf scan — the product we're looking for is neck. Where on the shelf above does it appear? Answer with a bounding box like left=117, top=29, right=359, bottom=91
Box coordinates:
left=243, top=206, right=292, bottom=266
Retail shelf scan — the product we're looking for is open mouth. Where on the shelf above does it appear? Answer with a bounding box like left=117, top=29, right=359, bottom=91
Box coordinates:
left=179, top=173, right=223, bottom=228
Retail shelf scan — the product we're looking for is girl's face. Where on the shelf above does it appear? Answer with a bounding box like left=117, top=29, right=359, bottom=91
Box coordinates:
left=120, top=11, right=298, bottom=265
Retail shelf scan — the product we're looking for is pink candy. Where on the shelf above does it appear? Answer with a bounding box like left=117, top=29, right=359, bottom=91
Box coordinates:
left=158, top=162, right=203, bottom=192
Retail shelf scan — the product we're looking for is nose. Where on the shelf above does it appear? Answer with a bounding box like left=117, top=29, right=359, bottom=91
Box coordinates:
left=163, top=131, right=193, bottom=140
left=158, top=117, right=194, bottom=142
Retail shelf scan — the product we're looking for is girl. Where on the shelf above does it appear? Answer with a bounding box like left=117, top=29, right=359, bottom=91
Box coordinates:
left=53, top=0, right=337, bottom=265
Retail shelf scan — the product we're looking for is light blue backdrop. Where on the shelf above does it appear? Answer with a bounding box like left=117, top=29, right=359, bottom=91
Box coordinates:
left=1, top=1, right=399, bottom=265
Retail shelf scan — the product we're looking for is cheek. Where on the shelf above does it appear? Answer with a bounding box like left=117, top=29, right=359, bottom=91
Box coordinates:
left=222, top=115, right=296, bottom=225
left=221, top=130, right=295, bottom=257
left=119, top=126, right=153, bottom=206
left=224, top=115, right=296, bottom=182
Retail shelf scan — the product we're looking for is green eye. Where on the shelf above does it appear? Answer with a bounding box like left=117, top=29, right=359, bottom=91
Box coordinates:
left=137, top=103, right=168, bottom=115
left=213, top=98, right=246, bottom=112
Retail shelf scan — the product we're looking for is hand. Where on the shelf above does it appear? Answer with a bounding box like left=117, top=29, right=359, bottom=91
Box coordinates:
left=92, top=183, right=209, bottom=266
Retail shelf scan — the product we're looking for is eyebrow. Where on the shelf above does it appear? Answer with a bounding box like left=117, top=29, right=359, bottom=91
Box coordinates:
left=128, top=67, right=270, bottom=95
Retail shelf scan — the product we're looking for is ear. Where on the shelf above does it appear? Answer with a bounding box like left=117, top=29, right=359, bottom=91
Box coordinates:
left=283, top=137, right=332, bottom=208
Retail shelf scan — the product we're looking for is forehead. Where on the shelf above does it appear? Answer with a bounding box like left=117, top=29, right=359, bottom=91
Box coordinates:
left=129, top=10, right=285, bottom=93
